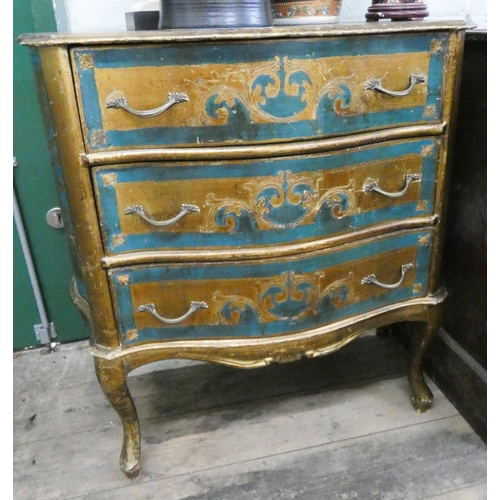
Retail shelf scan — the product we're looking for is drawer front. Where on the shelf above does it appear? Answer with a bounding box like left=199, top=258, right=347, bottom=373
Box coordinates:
left=110, top=230, right=432, bottom=345
left=94, top=138, right=438, bottom=256
left=72, top=33, right=449, bottom=152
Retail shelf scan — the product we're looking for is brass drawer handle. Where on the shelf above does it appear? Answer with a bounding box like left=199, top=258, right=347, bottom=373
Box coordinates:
left=106, top=92, right=188, bottom=118
left=362, top=173, right=420, bottom=198
left=137, top=301, right=208, bottom=325
left=361, top=263, right=414, bottom=290
left=124, top=204, right=200, bottom=227
left=365, top=74, right=426, bottom=98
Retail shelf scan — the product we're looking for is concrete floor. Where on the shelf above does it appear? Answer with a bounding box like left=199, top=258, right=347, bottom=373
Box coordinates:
left=13, top=334, right=487, bottom=499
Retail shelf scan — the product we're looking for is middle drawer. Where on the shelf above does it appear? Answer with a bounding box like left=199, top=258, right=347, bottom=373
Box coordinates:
left=94, top=137, right=439, bottom=257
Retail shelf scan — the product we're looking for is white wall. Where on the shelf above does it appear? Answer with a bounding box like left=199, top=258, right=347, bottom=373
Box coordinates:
left=58, top=0, right=135, bottom=33
left=340, top=0, right=464, bottom=23
left=468, top=0, right=487, bottom=29
left=56, top=0, right=486, bottom=33
left=338, top=0, right=485, bottom=29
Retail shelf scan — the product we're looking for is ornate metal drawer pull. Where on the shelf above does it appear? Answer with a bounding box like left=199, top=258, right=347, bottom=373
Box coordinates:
left=365, top=74, right=426, bottom=98
left=137, top=301, right=208, bottom=325
left=362, top=173, right=420, bottom=198
left=124, top=204, right=200, bottom=227
left=361, top=263, right=414, bottom=290
left=106, top=92, right=189, bottom=118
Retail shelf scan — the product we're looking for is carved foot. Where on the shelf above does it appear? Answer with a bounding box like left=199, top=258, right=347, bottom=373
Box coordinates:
left=120, top=436, right=141, bottom=479
left=409, top=375, right=434, bottom=413
left=407, top=307, right=441, bottom=413
left=94, top=357, right=141, bottom=478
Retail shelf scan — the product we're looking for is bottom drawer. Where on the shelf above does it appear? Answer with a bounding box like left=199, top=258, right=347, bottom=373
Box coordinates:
left=110, top=230, right=432, bottom=346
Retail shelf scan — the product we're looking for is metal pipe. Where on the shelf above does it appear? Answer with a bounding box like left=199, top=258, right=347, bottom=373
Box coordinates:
left=13, top=158, right=52, bottom=344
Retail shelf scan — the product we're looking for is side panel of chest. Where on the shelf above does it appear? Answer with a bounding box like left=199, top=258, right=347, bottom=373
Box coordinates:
left=72, top=33, right=449, bottom=152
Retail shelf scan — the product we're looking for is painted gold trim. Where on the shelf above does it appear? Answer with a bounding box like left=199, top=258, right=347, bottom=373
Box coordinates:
left=90, top=129, right=108, bottom=148
left=83, top=125, right=445, bottom=166
left=39, top=46, right=119, bottom=347
left=101, top=216, right=438, bottom=267
left=18, top=21, right=473, bottom=47
left=430, top=39, right=444, bottom=53
left=101, top=173, right=117, bottom=186
left=89, top=288, right=447, bottom=363
left=428, top=30, right=466, bottom=293
left=424, top=105, right=438, bottom=118
left=76, top=53, right=94, bottom=70
left=69, top=276, right=91, bottom=324
left=112, top=234, right=126, bottom=248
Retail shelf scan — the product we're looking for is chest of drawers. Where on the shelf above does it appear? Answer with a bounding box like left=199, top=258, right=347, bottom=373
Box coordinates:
left=20, top=21, right=466, bottom=478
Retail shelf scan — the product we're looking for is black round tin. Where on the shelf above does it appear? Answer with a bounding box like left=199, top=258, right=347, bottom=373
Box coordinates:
left=159, top=0, right=273, bottom=29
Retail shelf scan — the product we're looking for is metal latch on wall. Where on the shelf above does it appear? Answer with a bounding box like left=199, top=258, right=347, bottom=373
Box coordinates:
left=46, top=207, right=64, bottom=229
left=34, top=323, right=57, bottom=345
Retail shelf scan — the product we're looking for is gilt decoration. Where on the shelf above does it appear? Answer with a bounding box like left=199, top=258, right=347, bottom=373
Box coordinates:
left=199, top=56, right=352, bottom=126
left=203, top=170, right=357, bottom=232
left=211, top=270, right=352, bottom=325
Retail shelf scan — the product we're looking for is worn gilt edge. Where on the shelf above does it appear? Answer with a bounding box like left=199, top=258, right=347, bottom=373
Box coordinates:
left=69, top=276, right=91, bottom=324
left=81, top=125, right=445, bottom=167
left=101, top=216, right=438, bottom=268
left=17, top=20, right=473, bottom=47
left=89, top=289, right=447, bottom=363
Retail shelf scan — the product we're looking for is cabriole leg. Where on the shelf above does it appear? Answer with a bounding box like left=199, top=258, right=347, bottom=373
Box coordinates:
left=408, top=306, right=442, bottom=413
left=94, top=357, right=141, bottom=478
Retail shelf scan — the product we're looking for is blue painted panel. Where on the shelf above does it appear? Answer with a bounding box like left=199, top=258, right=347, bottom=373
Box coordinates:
left=73, top=32, right=448, bottom=150
left=95, top=138, right=438, bottom=253
left=99, top=106, right=433, bottom=148
left=111, top=230, right=432, bottom=344
left=87, top=36, right=437, bottom=68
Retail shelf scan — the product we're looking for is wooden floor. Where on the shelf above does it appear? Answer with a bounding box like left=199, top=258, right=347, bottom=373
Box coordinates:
left=13, top=333, right=487, bottom=500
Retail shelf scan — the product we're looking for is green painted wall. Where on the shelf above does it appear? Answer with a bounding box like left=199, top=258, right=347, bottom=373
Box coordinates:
left=14, top=0, right=89, bottom=349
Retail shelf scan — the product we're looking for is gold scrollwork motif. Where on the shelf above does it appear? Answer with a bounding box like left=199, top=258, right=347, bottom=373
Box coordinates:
left=195, top=56, right=353, bottom=126
left=90, top=129, right=108, bottom=148
left=101, top=173, right=117, bottom=186
left=195, top=58, right=281, bottom=126
left=112, top=234, right=126, bottom=248
left=421, top=144, right=435, bottom=157
left=202, top=170, right=357, bottom=232
left=418, top=235, right=430, bottom=246
left=286, top=56, right=354, bottom=119
left=416, top=200, right=428, bottom=212
left=430, top=40, right=444, bottom=53
left=424, top=105, right=437, bottom=118
left=126, top=329, right=138, bottom=341
left=77, top=53, right=94, bottom=70
left=116, top=275, right=130, bottom=286
left=210, top=270, right=352, bottom=325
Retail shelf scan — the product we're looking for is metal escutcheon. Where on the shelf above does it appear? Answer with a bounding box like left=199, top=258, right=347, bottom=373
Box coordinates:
left=46, top=208, right=64, bottom=229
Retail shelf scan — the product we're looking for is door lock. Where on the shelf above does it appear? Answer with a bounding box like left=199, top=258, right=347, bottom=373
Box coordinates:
left=46, top=207, right=64, bottom=229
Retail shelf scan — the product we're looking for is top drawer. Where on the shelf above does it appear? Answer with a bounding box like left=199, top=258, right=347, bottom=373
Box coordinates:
left=71, top=32, right=450, bottom=152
